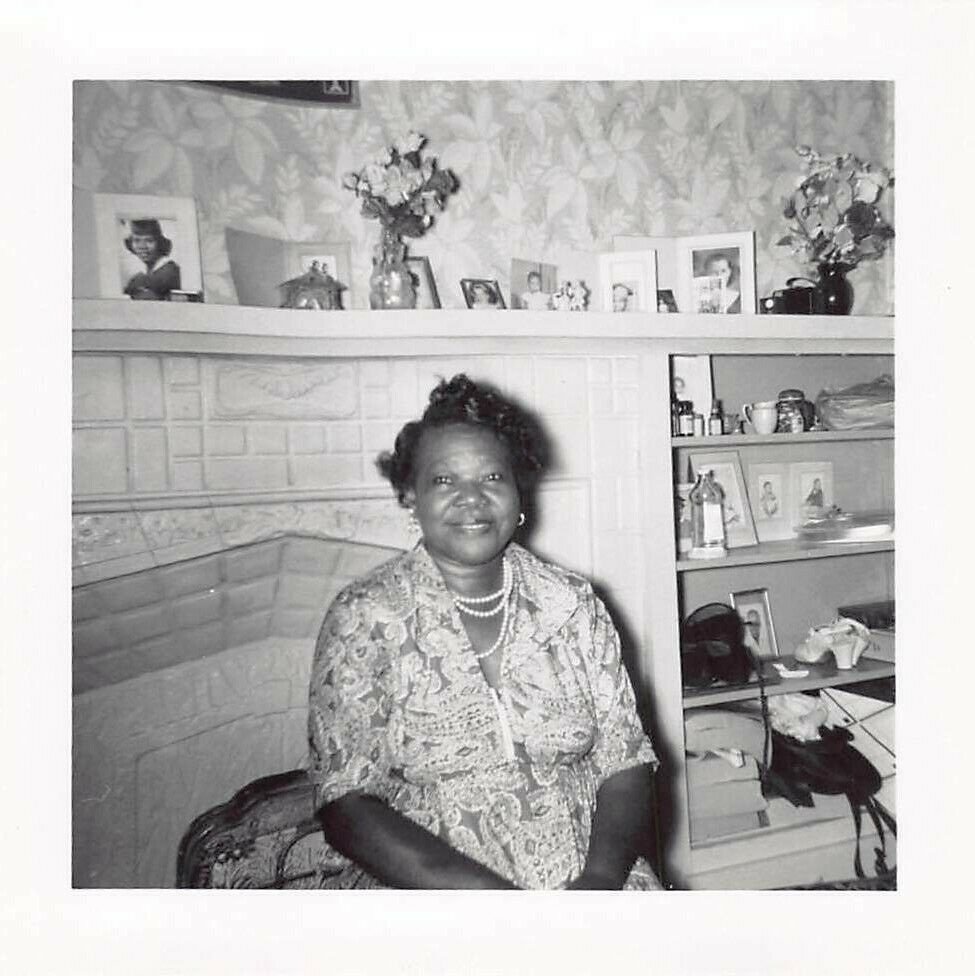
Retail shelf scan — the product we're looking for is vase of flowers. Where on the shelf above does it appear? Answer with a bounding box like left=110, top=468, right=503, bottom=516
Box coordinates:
left=778, top=147, right=894, bottom=315
left=344, top=133, right=457, bottom=310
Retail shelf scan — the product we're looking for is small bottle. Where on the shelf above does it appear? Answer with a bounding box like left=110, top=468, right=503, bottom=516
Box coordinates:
left=708, top=399, right=724, bottom=436
left=692, top=413, right=705, bottom=437
left=688, top=470, right=727, bottom=559
left=678, top=401, right=695, bottom=436
left=670, top=396, right=680, bottom=437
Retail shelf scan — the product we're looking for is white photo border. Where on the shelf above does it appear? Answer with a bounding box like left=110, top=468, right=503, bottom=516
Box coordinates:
left=598, top=250, right=658, bottom=313
left=92, top=193, right=203, bottom=300
left=677, top=231, right=756, bottom=315
left=747, top=461, right=794, bottom=541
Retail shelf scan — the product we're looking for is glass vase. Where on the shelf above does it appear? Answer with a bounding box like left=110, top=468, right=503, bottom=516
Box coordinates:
left=368, top=231, right=417, bottom=310
left=815, top=263, right=855, bottom=315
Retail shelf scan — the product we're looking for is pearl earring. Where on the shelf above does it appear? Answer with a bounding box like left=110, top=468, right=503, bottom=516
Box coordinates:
left=407, top=510, right=422, bottom=541
left=517, top=512, right=526, bottom=527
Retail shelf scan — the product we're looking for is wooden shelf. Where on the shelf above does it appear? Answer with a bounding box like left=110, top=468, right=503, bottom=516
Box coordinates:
left=676, top=537, right=894, bottom=571
left=672, top=429, right=894, bottom=448
left=682, top=654, right=895, bottom=709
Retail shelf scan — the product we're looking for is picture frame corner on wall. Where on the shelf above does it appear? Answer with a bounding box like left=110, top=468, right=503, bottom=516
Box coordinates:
left=598, top=249, right=658, bottom=314
left=688, top=449, right=758, bottom=548
left=729, top=586, right=779, bottom=659
left=90, top=192, right=204, bottom=302
left=678, top=230, right=756, bottom=315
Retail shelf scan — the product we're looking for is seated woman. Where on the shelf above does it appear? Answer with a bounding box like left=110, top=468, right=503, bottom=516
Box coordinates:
left=308, top=374, right=661, bottom=890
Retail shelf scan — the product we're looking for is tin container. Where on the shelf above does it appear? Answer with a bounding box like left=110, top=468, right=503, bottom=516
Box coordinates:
left=776, top=388, right=815, bottom=433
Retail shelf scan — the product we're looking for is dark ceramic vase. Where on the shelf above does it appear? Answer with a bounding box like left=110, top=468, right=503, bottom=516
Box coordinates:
left=816, top=263, right=855, bottom=315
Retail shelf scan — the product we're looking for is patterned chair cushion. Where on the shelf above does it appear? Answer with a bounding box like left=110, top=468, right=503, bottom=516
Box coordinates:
left=176, top=769, right=345, bottom=889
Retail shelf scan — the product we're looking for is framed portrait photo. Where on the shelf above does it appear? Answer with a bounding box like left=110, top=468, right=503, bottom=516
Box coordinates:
left=598, top=250, right=657, bottom=313
left=747, top=462, right=794, bottom=541
left=790, top=461, right=835, bottom=523
left=671, top=355, right=714, bottom=416
left=730, top=587, right=779, bottom=659
left=688, top=450, right=758, bottom=548
left=510, top=257, right=557, bottom=310
left=92, top=193, right=203, bottom=301
left=677, top=232, right=756, bottom=315
left=461, top=278, right=506, bottom=310
left=406, top=257, right=441, bottom=309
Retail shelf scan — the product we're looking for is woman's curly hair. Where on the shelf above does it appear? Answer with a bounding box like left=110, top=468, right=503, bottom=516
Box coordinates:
left=377, top=374, right=549, bottom=506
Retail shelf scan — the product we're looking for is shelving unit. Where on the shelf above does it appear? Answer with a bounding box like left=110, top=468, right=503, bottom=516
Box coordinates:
left=655, top=333, right=895, bottom=890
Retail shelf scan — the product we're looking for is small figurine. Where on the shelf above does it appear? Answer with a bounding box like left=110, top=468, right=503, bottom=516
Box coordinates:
left=278, top=262, right=345, bottom=310
left=552, top=279, right=589, bottom=311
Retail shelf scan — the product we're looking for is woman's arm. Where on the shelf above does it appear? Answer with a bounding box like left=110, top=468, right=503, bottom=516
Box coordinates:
left=566, top=763, right=653, bottom=889
left=320, top=792, right=517, bottom=889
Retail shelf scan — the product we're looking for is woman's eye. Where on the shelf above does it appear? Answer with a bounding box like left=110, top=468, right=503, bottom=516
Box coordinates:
left=484, top=472, right=503, bottom=482
left=432, top=475, right=452, bottom=486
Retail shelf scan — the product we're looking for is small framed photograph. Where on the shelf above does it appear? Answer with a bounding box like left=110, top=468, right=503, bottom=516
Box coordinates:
left=790, top=461, right=835, bottom=523
left=93, top=193, right=203, bottom=301
left=677, top=232, right=756, bottom=315
left=730, top=587, right=779, bottom=659
left=511, top=258, right=557, bottom=310
left=748, top=462, right=794, bottom=541
left=598, top=250, right=657, bottom=313
left=406, top=256, right=441, bottom=309
left=657, top=289, right=679, bottom=313
left=688, top=450, right=759, bottom=548
left=461, top=278, right=506, bottom=309
left=671, top=355, right=713, bottom=415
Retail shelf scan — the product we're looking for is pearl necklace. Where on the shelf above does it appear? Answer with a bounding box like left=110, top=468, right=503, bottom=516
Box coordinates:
left=453, top=558, right=514, bottom=660
left=452, top=558, right=512, bottom=618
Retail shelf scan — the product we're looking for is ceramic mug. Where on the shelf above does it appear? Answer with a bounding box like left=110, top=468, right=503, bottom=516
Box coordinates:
left=742, top=401, right=778, bottom=435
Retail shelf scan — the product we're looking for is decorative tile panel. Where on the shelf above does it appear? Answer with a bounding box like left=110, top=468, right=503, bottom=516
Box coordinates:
left=209, top=361, right=357, bottom=419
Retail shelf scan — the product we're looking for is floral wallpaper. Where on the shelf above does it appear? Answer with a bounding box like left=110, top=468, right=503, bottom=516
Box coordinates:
left=73, top=80, right=893, bottom=313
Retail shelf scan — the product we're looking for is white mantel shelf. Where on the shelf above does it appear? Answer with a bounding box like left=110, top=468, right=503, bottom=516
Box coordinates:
left=73, top=299, right=894, bottom=358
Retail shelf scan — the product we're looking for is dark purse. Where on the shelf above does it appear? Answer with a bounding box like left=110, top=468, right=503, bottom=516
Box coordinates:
left=680, top=602, right=756, bottom=688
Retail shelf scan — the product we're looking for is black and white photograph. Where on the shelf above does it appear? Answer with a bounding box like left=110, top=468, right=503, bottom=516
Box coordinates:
left=748, top=462, right=794, bottom=541
left=598, top=249, right=657, bottom=312
left=791, top=461, right=835, bottom=521
left=689, top=450, right=759, bottom=548
left=461, top=277, right=506, bottom=309
left=678, top=232, right=756, bottom=315
left=730, top=587, right=780, bottom=659
left=510, top=257, right=557, bottom=309
left=92, top=193, right=203, bottom=301
left=406, top=256, right=441, bottom=309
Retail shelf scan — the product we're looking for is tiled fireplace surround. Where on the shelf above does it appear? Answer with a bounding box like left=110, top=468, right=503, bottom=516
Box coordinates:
left=72, top=347, right=648, bottom=887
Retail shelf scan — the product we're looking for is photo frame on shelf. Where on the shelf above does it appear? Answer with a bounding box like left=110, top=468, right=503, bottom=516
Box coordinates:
left=688, top=450, right=758, bottom=548
left=747, top=462, right=795, bottom=541
left=730, top=587, right=780, bottom=659
left=677, top=231, right=756, bottom=315
left=92, top=193, right=203, bottom=301
left=789, top=461, right=835, bottom=523
left=598, top=250, right=657, bottom=313
left=671, top=355, right=714, bottom=416
left=461, top=278, right=506, bottom=309
left=510, top=257, right=557, bottom=310
left=657, top=289, right=678, bottom=313
left=405, top=256, right=441, bottom=309
left=614, top=236, right=678, bottom=301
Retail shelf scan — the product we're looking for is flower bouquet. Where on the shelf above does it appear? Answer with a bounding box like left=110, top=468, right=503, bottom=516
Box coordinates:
left=777, top=146, right=894, bottom=269
left=344, top=132, right=457, bottom=266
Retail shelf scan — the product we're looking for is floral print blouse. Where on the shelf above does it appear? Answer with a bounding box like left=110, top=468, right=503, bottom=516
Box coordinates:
left=307, top=542, right=659, bottom=890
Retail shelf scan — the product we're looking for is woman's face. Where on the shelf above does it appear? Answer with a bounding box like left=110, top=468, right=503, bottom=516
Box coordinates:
left=405, top=423, right=520, bottom=571
left=131, top=233, right=160, bottom=265
left=471, top=284, right=491, bottom=304
left=707, top=257, right=732, bottom=286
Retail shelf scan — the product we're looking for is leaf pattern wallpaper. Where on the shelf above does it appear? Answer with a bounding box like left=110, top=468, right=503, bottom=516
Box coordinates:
left=73, top=80, right=893, bottom=313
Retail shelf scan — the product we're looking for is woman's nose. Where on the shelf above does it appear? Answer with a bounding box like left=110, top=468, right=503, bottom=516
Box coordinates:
left=456, top=480, right=486, bottom=505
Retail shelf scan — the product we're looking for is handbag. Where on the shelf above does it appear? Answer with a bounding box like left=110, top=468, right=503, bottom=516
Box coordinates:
left=680, top=602, right=756, bottom=689
left=765, top=723, right=896, bottom=880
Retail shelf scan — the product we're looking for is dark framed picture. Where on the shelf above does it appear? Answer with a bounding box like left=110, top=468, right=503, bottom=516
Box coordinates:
left=510, top=258, right=557, bottom=309
left=730, top=587, right=779, bottom=659
left=92, top=193, right=203, bottom=301
left=678, top=232, right=756, bottom=314
left=657, top=289, right=679, bottom=313
left=406, top=257, right=441, bottom=309
left=195, top=81, right=359, bottom=108
left=461, top=278, right=506, bottom=310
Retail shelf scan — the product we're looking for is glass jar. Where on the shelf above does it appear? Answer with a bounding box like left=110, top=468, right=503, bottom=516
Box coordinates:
left=776, top=388, right=814, bottom=433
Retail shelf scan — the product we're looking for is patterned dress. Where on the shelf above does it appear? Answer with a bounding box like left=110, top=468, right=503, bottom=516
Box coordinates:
left=307, top=541, right=660, bottom=890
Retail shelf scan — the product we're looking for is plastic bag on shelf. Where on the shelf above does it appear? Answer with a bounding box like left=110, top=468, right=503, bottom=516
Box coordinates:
left=815, top=374, right=894, bottom=430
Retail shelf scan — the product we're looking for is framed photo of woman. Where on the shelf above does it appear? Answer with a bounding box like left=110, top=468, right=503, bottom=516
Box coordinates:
left=461, top=278, right=506, bottom=309
left=677, top=232, right=756, bottom=315
left=92, top=193, right=203, bottom=301
left=730, top=587, right=779, bottom=659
